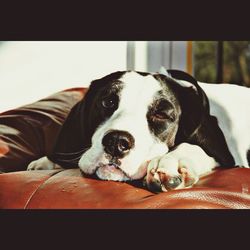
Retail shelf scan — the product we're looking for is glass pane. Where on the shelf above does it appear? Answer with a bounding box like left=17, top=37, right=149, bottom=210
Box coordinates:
left=193, top=41, right=250, bottom=86
left=223, top=41, right=250, bottom=87
left=193, top=41, right=217, bottom=83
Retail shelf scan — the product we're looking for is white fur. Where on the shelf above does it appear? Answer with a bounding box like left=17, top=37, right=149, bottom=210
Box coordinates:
left=27, top=156, right=62, bottom=170
left=146, top=142, right=219, bottom=191
left=198, top=82, right=250, bottom=167
left=79, top=72, right=168, bottom=181
left=158, top=67, right=171, bottom=77
left=149, top=143, right=218, bottom=176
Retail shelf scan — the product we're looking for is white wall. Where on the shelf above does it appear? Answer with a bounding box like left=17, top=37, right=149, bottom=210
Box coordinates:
left=0, top=41, right=127, bottom=112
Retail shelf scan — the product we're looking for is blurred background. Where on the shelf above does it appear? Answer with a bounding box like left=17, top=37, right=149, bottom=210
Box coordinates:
left=0, top=41, right=250, bottom=113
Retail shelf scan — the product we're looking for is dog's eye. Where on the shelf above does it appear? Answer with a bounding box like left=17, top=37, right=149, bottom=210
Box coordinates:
left=102, top=94, right=118, bottom=109
left=153, top=110, right=169, bottom=120
left=152, top=110, right=175, bottom=122
left=151, top=100, right=175, bottom=122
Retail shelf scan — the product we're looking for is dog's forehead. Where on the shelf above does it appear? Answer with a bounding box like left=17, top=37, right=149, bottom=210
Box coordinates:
left=119, top=71, right=163, bottom=101
left=121, top=71, right=161, bottom=87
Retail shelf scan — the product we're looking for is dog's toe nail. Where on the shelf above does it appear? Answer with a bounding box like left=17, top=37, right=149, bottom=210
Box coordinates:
left=169, top=176, right=182, bottom=187
left=163, top=175, right=182, bottom=190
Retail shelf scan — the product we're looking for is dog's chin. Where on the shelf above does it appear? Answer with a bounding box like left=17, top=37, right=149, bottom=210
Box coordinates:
left=95, top=160, right=148, bottom=182
left=95, top=164, right=131, bottom=182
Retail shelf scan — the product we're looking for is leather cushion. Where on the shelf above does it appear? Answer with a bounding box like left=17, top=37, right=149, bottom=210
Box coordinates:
left=0, top=88, right=86, bottom=172
left=1, top=168, right=250, bottom=208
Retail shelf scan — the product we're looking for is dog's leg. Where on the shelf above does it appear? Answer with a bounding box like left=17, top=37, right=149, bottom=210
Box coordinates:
left=145, top=143, right=219, bottom=192
left=228, top=142, right=249, bottom=167
left=27, top=156, right=63, bottom=171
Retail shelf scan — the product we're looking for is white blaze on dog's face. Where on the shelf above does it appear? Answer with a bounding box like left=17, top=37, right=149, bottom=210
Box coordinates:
left=79, top=71, right=181, bottom=181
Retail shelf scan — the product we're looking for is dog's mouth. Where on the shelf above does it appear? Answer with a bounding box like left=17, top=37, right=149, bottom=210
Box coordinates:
left=79, top=151, right=148, bottom=182
left=95, top=160, right=131, bottom=181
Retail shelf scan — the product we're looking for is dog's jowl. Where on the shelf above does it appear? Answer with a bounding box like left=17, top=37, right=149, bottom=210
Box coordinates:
left=27, top=69, right=250, bottom=192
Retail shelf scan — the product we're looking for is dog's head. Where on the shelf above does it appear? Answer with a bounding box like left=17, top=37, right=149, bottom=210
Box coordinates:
left=49, top=69, right=209, bottom=181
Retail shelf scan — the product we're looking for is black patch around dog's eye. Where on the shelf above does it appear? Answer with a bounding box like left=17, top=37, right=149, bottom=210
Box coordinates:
left=102, top=93, right=119, bottom=110
left=153, top=109, right=175, bottom=121
left=147, top=99, right=177, bottom=139
left=150, top=99, right=176, bottom=122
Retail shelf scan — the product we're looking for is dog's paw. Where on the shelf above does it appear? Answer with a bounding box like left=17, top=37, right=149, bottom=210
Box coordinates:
left=145, top=153, right=201, bottom=192
left=27, top=156, right=60, bottom=171
left=144, top=143, right=218, bottom=192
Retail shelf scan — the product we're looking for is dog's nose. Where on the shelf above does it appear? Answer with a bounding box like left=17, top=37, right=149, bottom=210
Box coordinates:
left=102, top=130, right=135, bottom=158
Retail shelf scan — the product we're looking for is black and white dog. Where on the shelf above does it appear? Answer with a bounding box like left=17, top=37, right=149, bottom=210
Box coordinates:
left=27, top=68, right=250, bottom=192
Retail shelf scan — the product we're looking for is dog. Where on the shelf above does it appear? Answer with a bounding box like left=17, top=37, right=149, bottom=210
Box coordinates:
left=27, top=68, right=250, bottom=192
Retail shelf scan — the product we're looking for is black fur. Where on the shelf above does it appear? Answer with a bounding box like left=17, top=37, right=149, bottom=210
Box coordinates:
left=147, top=82, right=181, bottom=148
left=160, top=70, right=235, bottom=166
left=247, top=150, right=250, bottom=165
left=136, top=71, right=150, bottom=77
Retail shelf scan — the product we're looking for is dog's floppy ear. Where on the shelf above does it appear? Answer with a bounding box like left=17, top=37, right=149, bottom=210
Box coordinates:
left=47, top=83, right=99, bottom=168
left=159, top=69, right=210, bottom=142
left=158, top=69, right=235, bottom=166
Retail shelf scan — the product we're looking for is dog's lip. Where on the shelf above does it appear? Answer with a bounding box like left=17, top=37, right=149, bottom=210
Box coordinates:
left=96, top=162, right=131, bottom=181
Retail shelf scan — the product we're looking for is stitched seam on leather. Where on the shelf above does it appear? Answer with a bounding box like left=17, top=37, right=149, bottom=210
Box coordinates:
left=24, top=170, right=64, bottom=209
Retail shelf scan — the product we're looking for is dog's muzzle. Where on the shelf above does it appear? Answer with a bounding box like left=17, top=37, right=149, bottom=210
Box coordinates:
left=102, top=130, right=135, bottom=159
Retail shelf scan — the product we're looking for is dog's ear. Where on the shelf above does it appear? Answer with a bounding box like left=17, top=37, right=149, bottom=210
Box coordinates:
left=47, top=84, right=98, bottom=168
left=158, top=69, right=235, bottom=166
left=158, top=69, right=210, bottom=142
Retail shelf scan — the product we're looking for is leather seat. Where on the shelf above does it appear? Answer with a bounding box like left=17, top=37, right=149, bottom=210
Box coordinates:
left=1, top=168, right=250, bottom=208
left=1, top=88, right=250, bottom=209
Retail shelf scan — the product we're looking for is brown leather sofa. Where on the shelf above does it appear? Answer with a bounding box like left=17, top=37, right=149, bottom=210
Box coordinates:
left=1, top=88, right=250, bottom=209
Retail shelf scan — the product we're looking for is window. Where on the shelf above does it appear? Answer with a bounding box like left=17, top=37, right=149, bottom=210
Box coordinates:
left=193, top=41, right=217, bottom=83
left=193, top=41, right=250, bottom=86
left=223, top=41, right=250, bottom=86
left=0, top=41, right=127, bottom=112
left=2, top=41, right=249, bottom=113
